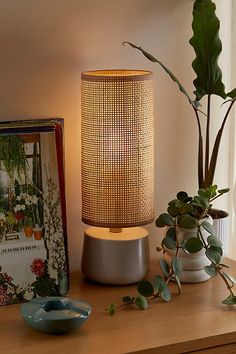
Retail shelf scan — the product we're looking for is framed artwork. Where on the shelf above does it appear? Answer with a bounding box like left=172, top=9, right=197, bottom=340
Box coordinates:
left=0, top=119, right=69, bottom=305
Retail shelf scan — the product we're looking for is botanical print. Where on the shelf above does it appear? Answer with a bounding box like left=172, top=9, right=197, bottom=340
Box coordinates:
left=0, top=120, right=68, bottom=305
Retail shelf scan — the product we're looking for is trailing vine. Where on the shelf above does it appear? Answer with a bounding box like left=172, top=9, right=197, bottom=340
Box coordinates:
left=107, top=186, right=236, bottom=315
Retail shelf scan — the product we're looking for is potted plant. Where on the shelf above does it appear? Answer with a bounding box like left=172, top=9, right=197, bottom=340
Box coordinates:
left=106, top=0, right=236, bottom=315
left=32, top=225, right=44, bottom=240
left=155, top=185, right=229, bottom=283
left=23, top=216, right=34, bottom=237
left=0, top=135, right=27, bottom=213
left=107, top=186, right=236, bottom=315
left=123, top=0, right=236, bottom=251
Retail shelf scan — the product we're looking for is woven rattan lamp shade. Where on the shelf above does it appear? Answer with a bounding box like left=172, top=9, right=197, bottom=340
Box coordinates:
left=81, top=69, right=154, bottom=228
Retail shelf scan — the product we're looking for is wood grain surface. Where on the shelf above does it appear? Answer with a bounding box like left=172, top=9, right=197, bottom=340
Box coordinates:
left=1, top=258, right=236, bottom=354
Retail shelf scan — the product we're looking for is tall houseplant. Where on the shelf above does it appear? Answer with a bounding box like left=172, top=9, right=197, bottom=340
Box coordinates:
left=123, top=0, right=235, bottom=251
left=124, top=0, right=235, bottom=192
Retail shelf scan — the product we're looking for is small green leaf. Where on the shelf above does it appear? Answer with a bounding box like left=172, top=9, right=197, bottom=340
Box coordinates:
left=223, top=272, right=236, bottom=285
left=204, top=264, right=217, bottom=277
left=152, top=275, right=166, bottom=293
left=205, top=247, right=221, bottom=265
left=163, top=236, right=177, bottom=250
left=227, top=89, right=236, bottom=99
left=207, top=234, right=222, bottom=248
left=177, top=191, right=189, bottom=202
left=137, top=280, right=154, bottom=297
left=134, top=295, right=148, bottom=310
left=155, top=217, right=166, bottom=228
left=202, top=221, right=215, bottom=236
left=218, top=188, right=230, bottom=194
left=159, top=213, right=174, bottom=226
left=179, top=204, right=194, bottom=214
left=179, top=215, right=197, bottom=229
left=167, top=205, right=180, bottom=217
left=210, top=245, right=223, bottom=257
left=107, top=303, right=117, bottom=315
left=182, top=237, right=203, bottom=253
left=160, top=286, right=171, bottom=302
left=198, top=188, right=211, bottom=199
left=166, top=227, right=176, bottom=240
left=191, top=196, right=208, bottom=208
left=159, top=258, right=170, bottom=277
left=122, top=296, right=133, bottom=303
left=171, top=257, right=183, bottom=275
left=175, top=275, right=181, bottom=293
left=222, top=295, right=236, bottom=305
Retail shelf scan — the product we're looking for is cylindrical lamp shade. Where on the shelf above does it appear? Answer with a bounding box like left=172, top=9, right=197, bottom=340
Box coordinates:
left=81, top=70, right=154, bottom=228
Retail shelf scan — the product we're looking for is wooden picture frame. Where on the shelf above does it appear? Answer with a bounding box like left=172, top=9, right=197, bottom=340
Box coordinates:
left=0, top=119, right=69, bottom=305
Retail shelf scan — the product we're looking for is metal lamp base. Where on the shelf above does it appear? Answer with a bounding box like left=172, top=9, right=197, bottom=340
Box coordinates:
left=81, top=227, right=150, bottom=285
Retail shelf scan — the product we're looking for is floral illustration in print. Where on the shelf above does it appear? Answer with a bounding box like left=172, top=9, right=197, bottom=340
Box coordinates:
left=31, top=258, right=46, bottom=277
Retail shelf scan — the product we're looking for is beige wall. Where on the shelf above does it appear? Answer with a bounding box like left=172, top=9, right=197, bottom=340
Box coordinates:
left=0, top=0, right=233, bottom=270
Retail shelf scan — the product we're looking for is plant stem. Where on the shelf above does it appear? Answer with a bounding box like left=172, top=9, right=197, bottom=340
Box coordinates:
left=210, top=192, right=224, bottom=203
left=175, top=224, right=180, bottom=258
left=193, top=107, right=204, bottom=188
left=215, top=268, right=236, bottom=296
left=206, top=98, right=236, bottom=186
left=197, top=223, right=208, bottom=248
left=205, top=95, right=211, bottom=183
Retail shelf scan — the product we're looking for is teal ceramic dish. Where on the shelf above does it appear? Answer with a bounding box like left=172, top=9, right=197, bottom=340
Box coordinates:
left=20, top=297, right=92, bottom=334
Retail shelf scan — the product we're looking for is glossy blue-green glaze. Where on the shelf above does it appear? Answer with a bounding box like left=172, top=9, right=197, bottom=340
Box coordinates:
left=20, top=297, right=92, bottom=334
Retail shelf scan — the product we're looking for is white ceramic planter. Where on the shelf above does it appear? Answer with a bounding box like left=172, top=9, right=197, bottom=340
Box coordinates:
left=164, top=216, right=213, bottom=283
left=212, top=210, right=229, bottom=256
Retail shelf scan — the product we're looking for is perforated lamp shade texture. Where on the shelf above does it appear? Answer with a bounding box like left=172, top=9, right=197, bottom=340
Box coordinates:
left=81, top=70, right=154, bottom=229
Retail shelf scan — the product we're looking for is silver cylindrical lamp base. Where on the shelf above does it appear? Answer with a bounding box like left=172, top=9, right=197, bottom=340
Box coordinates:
left=81, top=227, right=150, bottom=285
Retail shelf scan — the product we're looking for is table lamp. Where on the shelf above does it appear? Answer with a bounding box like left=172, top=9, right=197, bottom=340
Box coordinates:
left=81, top=69, right=154, bottom=284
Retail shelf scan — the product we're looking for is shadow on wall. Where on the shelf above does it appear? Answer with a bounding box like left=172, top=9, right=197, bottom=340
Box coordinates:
left=0, top=0, right=195, bottom=270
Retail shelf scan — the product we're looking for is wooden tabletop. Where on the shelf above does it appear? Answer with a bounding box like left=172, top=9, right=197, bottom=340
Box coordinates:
left=2, top=258, right=236, bottom=354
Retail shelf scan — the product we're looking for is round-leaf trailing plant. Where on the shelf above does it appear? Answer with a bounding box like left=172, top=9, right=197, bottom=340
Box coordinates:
left=107, top=186, right=236, bottom=315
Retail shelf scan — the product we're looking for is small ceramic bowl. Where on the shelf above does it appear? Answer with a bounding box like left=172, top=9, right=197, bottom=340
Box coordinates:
left=20, top=297, right=92, bottom=334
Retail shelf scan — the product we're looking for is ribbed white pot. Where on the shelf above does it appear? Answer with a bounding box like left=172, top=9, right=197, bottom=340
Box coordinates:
left=212, top=210, right=229, bottom=256
left=164, top=216, right=213, bottom=283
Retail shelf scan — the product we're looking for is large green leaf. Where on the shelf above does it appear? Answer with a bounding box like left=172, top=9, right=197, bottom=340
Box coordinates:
left=189, top=0, right=226, bottom=100
left=123, top=41, right=199, bottom=109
